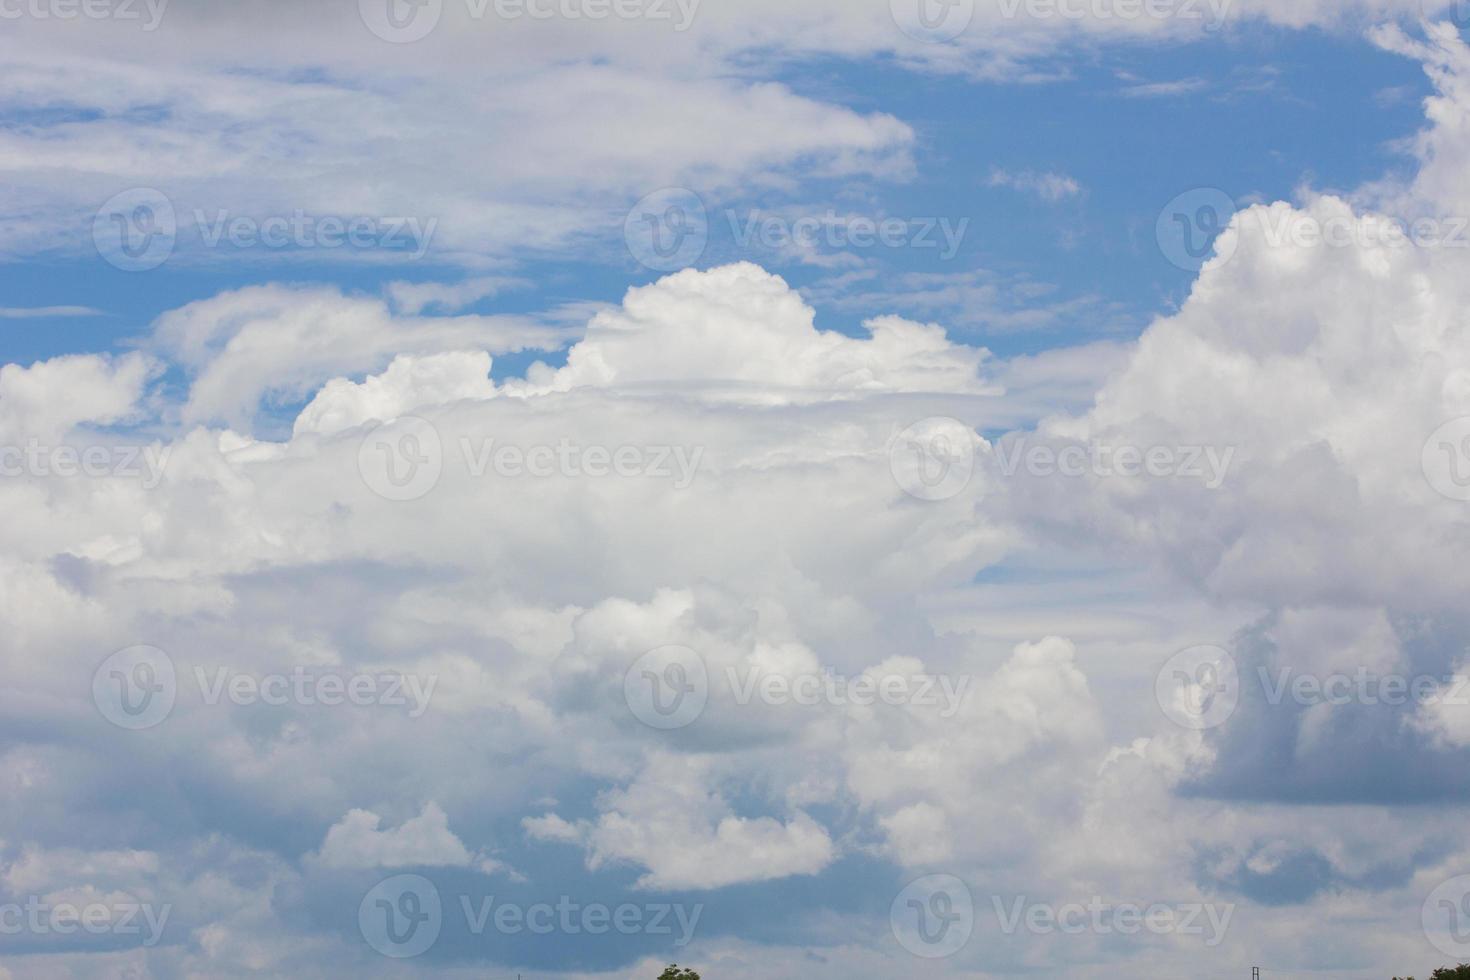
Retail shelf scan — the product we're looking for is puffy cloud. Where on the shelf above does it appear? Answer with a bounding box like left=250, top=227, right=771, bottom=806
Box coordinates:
left=509, top=263, right=996, bottom=404
left=312, top=802, right=489, bottom=871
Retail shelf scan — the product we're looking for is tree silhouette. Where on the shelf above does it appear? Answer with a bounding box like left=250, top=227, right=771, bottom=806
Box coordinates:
left=657, top=966, right=701, bottom=980
left=1393, top=965, right=1470, bottom=979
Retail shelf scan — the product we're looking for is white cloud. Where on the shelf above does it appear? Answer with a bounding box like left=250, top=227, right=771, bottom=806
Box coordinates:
left=313, top=802, right=492, bottom=871
left=988, top=168, right=1083, bottom=200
